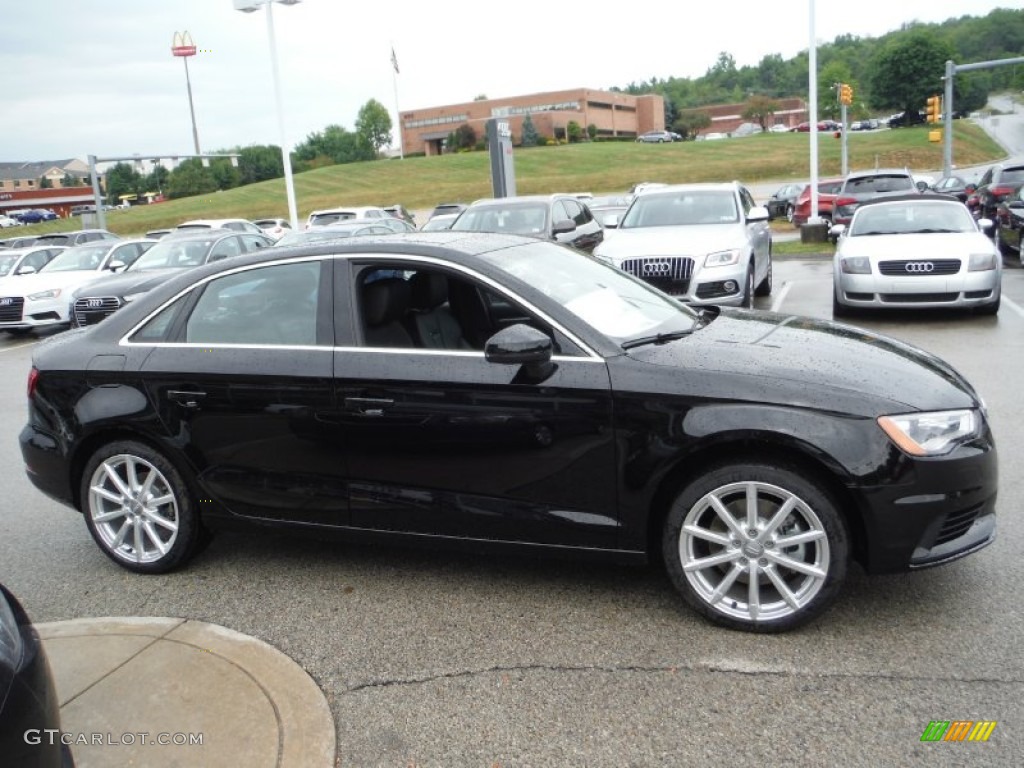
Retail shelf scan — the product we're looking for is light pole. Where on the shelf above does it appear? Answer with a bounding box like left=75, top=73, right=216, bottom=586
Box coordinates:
left=233, top=0, right=301, bottom=230
left=171, top=31, right=201, bottom=155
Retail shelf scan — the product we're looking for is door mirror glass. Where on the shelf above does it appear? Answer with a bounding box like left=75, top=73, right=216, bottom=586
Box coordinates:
left=552, top=219, right=576, bottom=236
left=485, top=323, right=552, bottom=365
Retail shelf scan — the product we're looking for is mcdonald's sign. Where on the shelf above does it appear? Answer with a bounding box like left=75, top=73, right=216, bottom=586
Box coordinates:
left=172, top=31, right=197, bottom=57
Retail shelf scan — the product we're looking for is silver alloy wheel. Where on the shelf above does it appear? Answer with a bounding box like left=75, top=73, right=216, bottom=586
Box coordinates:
left=678, top=481, right=830, bottom=623
left=87, top=454, right=180, bottom=565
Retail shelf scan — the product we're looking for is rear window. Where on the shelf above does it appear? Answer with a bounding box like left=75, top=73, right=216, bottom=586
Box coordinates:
left=310, top=213, right=355, bottom=226
left=845, top=175, right=915, bottom=194
left=1001, top=167, right=1024, bottom=183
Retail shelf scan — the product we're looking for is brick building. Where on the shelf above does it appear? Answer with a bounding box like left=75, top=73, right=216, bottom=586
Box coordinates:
left=399, top=88, right=665, bottom=156
left=0, top=159, right=101, bottom=218
left=679, top=98, right=809, bottom=135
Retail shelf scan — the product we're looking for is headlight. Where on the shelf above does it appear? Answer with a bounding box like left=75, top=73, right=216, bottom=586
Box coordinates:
left=877, top=409, right=980, bottom=456
left=968, top=253, right=997, bottom=272
left=704, top=249, right=741, bottom=268
left=0, top=589, right=24, bottom=671
left=27, top=288, right=61, bottom=301
left=840, top=256, right=871, bottom=274
left=122, top=292, right=144, bottom=303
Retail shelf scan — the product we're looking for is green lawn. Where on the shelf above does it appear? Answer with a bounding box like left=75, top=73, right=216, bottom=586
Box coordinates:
left=11, top=121, right=1004, bottom=239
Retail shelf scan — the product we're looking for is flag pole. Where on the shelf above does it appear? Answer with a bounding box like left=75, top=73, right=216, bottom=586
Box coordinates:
left=391, top=44, right=404, bottom=159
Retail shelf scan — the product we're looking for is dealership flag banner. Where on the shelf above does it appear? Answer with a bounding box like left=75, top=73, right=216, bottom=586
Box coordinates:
left=391, top=47, right=399, bottom=74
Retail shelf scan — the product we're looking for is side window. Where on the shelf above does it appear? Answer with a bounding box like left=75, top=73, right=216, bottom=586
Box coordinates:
left=552, top=200, right=572, bottom=223
left=208, top=237, right=243, bottom=262
left=365, top=210, right=380, bottom=219
left=225, top=222, right=244, bottom=231
left=564, top=199, right=588, bottom=226
left=22, top=251, right=50, bottom=271
left=185, top=262, right=321, bottom=346
left=112, top=243, right=143, bottom=269
left=739, top=189, right=755, bottom=214
left=240, top=235, right=269, bottom=252
left=131, top=295, right=189, bottom=343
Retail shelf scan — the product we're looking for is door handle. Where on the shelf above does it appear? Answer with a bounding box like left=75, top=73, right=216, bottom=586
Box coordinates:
left=167, top=390, right=206, bottom=409
left=344, top=397, right=394, bottom=416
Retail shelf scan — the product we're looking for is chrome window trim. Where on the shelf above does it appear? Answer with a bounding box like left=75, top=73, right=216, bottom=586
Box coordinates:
left=118, top=252, right=603, bottom=360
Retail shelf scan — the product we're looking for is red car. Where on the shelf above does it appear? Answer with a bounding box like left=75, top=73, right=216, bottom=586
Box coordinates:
left=791, top=178, right=843, bottom=226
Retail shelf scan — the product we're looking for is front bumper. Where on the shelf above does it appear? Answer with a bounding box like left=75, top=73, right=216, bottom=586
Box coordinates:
left=0, top=295, right=69, bottom=331
left=857, top=434, right=998, bottom=574
left=614, top=257, right=749, bottom=307
left=835, top=269, right=1000, bottom=310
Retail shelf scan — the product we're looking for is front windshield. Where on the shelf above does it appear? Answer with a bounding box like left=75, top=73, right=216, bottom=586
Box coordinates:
left=481, top=242, right=698, bottom=343
left=851, top=202, right=976, bottom=236
left=620, top=190, right=739, bottom=228
left=39, top=244, right=111, bottom=272
left=451, top=203, right=549, bottom=236
left=276, top=229, right=363, bottom=247
left=130, top=238, right=215, bottom=270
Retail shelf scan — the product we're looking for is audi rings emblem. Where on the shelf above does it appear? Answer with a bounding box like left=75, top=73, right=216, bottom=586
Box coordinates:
left=643, top=261, right=672, bottom=276
left=905, top=262, right=935, bottom=273
left=87, top=298, right=104, bottom=307
left=0, top=298, right=11, bottom=306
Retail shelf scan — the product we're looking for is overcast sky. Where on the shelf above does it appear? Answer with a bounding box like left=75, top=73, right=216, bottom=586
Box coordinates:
left=2, top=0, right=1018, bottom=163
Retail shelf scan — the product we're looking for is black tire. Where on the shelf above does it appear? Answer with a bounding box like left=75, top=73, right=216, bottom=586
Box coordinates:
left=4, top=328, right=31, bottom=337
left=661, top=461, right=849, bottom=632
left=742, top=264, right=755, bottom=308
left=832, top=289, right=851, bottom=318
left=785, top=204, right=795, bottom=224
left=80, top=440, right=205, bottom=574
left=755, top=252, right=773, bottom=297
left=975, top=296, right=1000, bottom=316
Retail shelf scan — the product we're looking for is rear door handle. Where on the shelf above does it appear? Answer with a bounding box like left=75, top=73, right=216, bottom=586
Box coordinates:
left=167, top=390, right=207, bottom=409
left=344, top=397, right=394, bottom=417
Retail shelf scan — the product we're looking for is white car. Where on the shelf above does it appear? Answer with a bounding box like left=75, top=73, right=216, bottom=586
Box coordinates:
left=0, top=215, right=22, bottom=228
left=252, top=218, right=292, bottom=241
left=304, top=206, right=389, bottom=230
left=0, top=240, right=154, bottom=334
left=832, top=195, right=1001, bottom=316
left=175, top=218, right=265, bottom=235
left=593, top=182, right=773, bottom=308
left=0, top=246, right=67, bottom=279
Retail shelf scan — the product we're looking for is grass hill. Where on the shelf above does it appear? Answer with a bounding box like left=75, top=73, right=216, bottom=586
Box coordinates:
left=15, top=121, right=1004, bottom=238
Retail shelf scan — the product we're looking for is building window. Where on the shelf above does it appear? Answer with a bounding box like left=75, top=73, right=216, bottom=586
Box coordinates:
left=13, top=180, right=20, bottom=188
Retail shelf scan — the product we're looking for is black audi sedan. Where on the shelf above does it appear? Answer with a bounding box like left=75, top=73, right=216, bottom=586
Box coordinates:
left=20, top=233, right=997, bottom=632
left=0, top=583, right=70, bottom=767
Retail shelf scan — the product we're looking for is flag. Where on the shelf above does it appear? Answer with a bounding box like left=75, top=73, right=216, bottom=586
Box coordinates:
left=391, top=47, right=399, bottom=75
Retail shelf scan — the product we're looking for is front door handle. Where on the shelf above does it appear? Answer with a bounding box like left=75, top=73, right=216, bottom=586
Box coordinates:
left=167, top=390, right=207, bottom=409
left=344, top=397, right=394, bottom=417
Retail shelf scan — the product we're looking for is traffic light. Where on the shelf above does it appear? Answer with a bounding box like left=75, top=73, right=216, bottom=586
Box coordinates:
left=839, top=83, right=853, bottom=106
left=926, top=95, right=942, bottom=123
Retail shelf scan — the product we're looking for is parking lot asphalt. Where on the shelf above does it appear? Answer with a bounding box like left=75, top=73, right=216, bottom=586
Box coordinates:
left=2, top=252, right=1023, bottom=766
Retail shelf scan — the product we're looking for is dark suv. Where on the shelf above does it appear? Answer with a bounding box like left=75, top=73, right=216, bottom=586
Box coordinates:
left=970, top=162, right=1024, bottom=223
left=449, top=194, right=604, bottom=253
left=832, top=169, right=919, bottom=227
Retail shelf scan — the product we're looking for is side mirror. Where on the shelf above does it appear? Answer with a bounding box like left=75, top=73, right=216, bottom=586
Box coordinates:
left=916, top=180, right=929, bottom=192
left=602, top=214, right=619, bottom=229
left=977, top=218, right=994, bottom=232
left=485, top=324, right=553, bottom=366
left=551, top=219, right=576, bottom=236
left=107, top=259, right=126, bottom=272
left=830, top=223, right=847, bottom=238
left=746, top=205, right=770, bottom=223
left=16, top=265, right=37, bottom=275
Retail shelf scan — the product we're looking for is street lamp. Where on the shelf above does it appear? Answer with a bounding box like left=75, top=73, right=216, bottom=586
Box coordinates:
left=233, top=0, right=301, bottom=230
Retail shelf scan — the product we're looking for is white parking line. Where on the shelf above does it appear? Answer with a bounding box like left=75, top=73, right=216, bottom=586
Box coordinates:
left=0, top=341, right=36, bottom=354
left=769, top=282, right=792, bottom=313
left=1003, top=294, right=1024, bottom=319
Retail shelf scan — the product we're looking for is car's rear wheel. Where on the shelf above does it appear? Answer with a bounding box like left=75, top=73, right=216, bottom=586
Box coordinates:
left=81, top=441, right=205, bottom=573
left=662, top=462, right=849, bottom=632
left=785, top=204, right=795, bottom=223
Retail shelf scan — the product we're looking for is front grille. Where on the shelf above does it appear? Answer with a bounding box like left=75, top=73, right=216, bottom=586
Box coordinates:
left=879, top=292, right=959, bottom=303
left=620, top=256, right=694, bottom=284
left=935, top=505, right=982, bottom=546
left=73, top=296, right=121, bottom=326
left=0, top=296, right=24, bottom=322
left=878, top=259, right=961, bottom=276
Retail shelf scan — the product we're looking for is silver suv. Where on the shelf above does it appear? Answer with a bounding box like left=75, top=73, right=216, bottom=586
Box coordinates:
left=832, top=168, right=919, bottom=227
left=592, top=182, right=772, bottom=307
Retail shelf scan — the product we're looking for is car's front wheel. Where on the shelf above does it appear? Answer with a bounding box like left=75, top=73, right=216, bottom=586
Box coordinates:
left=785, top=204, right=795, bottom=223
left=742, top=264, right=755, bottom=308
left=755, top=252, right=773, bottom=297
left=662, top=462, right=849, bottom=632
left=80, top=441, right=206, bottom=573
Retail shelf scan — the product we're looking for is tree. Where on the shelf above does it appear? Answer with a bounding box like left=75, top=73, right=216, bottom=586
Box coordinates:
left=166, top=159, right=217, bottom=199
left=673, top=111, right=712, bottom=140
left=236, top=144, right=283, bottom=184
left=473, top=94, right=488, bottom=101
left=453, top=123, right=477, bottom=151
left=520, top=114, right=540, bottom=147
left=587, top=123, right=598, bottom=141
left=566, top=120, right=583, bottom=143
left=355, top=99, right=393, bottom=154
left=209, top=158, right=240, bottom=191
left=145, top=165, right=170, bottom=195
left=819, top=60, right=855, bottom=120
left=104, top=162, right=143, bottom=205
left=741, top=95, right=780, bottom=131
left=868, top=29, right=956, bottom=125
left=38, top=176, right=53, bottom=189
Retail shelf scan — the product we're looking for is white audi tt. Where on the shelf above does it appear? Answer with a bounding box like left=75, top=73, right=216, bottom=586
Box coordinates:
left=832, top=195, right=1001, bottom=317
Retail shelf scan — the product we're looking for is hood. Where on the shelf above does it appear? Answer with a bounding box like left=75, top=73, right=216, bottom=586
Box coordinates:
left=838, top=232, right=998, bottom=258
left=595, top=224, right=746, bottom=263
left=0, top=268, right=105, bottom=297
left=73, top=268, right=183, bottom=299
left=627, top=309, right=979, bottom=414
